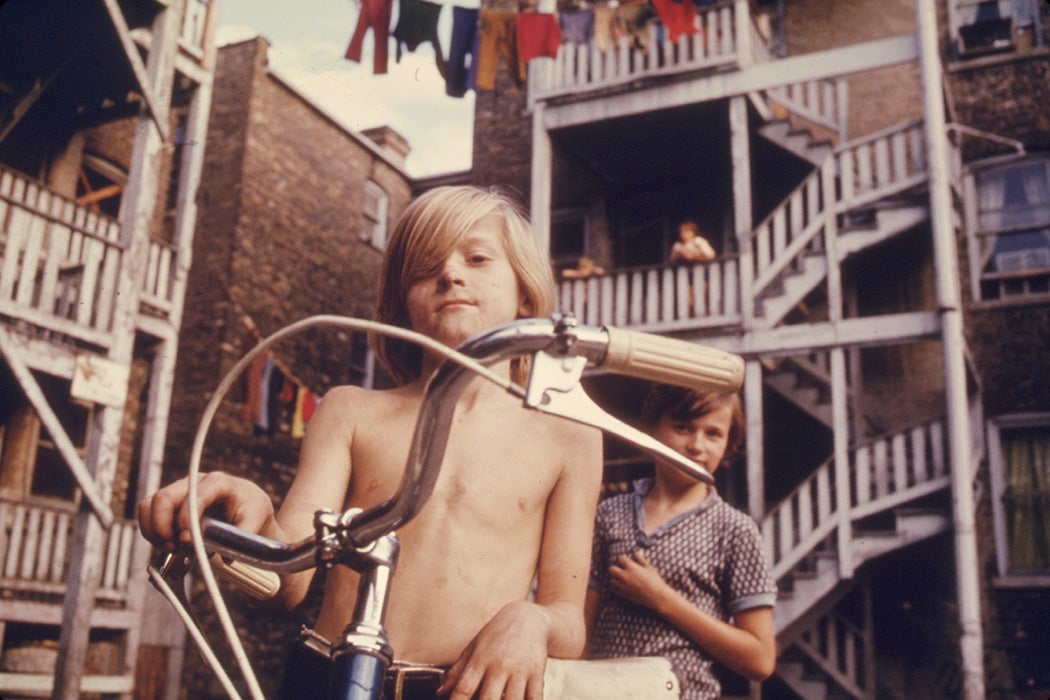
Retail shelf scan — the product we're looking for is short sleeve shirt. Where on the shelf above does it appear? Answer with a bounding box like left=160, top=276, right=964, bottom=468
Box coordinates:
left=588, top=479, right=777, bottom=700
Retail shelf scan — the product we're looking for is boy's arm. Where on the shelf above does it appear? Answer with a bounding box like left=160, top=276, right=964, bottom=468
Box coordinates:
left=137, top=386, right=355, bottom=611
left=268, top=385, right=358, bottom=608
left=583, top=587, right=601, bottom=656
left=440, top=424, right=603, bottom=699
left=609, top=551, right=776, bottom=679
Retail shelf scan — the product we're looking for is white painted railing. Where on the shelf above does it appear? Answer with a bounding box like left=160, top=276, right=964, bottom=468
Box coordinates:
left=0, top=168, right=124, bottom=348
left=748, top=119, right=928, bottom=319
left=0, top=499, right=137, bottom=602
left=761, top=417, right=949, bottom=580
left=141, top=238, right=176, bottom=312
left=0, top=167, right=178, bottom=343
left=529, top=0, right=762, bottom=104
left=765, top=76, right=849, bottom=141
left=794, top=611, right=870, bottom=700
left=836, top=118, right=927, bottom=212
left=556, top=257, right=741, bottom=331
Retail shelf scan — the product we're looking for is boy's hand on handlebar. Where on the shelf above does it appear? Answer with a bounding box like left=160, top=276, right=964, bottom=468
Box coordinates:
left=137, top=472, right=275, bottom=552
left=438, top=600, right=550, bottom=700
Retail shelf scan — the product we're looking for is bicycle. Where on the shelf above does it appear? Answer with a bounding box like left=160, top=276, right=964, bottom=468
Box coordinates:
left=148, top=313, right=744, bottom=700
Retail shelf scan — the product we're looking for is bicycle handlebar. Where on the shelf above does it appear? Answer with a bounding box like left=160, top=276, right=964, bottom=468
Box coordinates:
left=196, top=316, right=743, bottom=586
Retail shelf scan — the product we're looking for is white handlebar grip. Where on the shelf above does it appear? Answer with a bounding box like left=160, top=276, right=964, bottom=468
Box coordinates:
left=210, top=553, right=281, bottom=601
left=602, top=326, right=745, bottom=392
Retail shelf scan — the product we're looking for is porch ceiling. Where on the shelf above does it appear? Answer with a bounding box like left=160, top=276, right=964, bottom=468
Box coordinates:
left=0, top=0, right=161, bottom=132
left=550, top=99, right=731, bottom=191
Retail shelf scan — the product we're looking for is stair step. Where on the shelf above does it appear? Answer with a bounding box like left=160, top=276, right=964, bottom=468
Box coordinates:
left=758, top=120, right=834, bottom=166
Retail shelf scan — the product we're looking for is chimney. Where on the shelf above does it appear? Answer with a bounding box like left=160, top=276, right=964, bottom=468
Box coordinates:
left=361, top=126, right=411, bottom=169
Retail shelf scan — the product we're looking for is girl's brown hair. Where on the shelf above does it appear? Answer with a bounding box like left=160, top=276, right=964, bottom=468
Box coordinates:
left=640, top=384, right=746, bottom=460
left=372, top=185, right=556, bottom=385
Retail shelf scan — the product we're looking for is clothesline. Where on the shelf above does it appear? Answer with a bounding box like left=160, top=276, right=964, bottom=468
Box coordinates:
left=235, top=314, right=321, bottom=439
left=343, top=0, right=720, bottom=96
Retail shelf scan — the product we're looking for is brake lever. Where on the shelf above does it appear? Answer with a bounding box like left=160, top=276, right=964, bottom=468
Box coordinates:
left=524, top=351, right=715, bottom=485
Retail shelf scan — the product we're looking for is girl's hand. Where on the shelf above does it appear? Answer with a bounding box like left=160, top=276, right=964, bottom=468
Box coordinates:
left=608, top=550, right=671, bottom=611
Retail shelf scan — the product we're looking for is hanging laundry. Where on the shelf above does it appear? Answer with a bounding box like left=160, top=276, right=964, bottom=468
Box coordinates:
left=617, top=0, right=657, bottom=52
left=254, top=356, right=274, bottom=433
left=650, top=0, right=698, bottom=43
left=517, top=10, right=562, bottom=64
left=593, top=2, right=623, bottom=52
left=263, top=362, right=289, bottom=435
left=560, top=6, right=595, bottom=46
left=393, top=0, right=449, bottom=78
left=345, top=0, right=395, bottom=74
left=447, top=5, right=480, bottom=96
left=292, top=387, right=319, bottom=439
left=239, top=352, right=269, bottom=425
left=474, top=9, right=523, bottom=91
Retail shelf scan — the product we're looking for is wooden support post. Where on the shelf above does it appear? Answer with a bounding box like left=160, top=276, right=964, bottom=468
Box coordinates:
left=531, top=101, right=552, bottom=251
left=52, top=2, right=181, bottom=698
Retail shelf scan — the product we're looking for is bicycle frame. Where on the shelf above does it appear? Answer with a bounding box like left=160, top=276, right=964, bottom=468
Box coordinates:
left=150, top=314, right=744, bottom=700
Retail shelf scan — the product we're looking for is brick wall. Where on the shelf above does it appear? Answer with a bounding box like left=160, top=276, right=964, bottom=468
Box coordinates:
left=470, top=0, right=533, bottom=199
left=162, top=37, right=414, bottom=698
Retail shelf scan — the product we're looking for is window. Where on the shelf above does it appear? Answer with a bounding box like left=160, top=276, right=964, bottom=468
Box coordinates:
left=988, top=414, right=1050, bottom=584
left=361, top=180, right=389, bottom=250
left=950, top=0, right=1045, bottom=58
left=968, top=156, right=1050, bottom=301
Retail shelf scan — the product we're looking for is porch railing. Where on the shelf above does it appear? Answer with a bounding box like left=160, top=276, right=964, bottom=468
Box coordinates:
left=0, top=168, right=124, bottom=348
left=0, top=498, right=137, bottom=602
left=0, top=166, right=178, bottom=345
left=556, top=257, right=741, bottom=332
left=529, top=0, right=766, bottom=104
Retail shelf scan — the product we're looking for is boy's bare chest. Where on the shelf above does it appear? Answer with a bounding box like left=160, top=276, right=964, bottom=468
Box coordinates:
left=349, top=402, right=560, bottom=511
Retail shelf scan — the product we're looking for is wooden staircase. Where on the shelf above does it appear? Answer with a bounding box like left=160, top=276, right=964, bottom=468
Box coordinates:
left=749, top=117, right=929, bottom=330
left=759, top=413, right=952, bottom=699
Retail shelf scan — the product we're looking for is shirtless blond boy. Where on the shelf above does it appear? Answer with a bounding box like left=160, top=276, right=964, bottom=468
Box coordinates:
left=139, top=186, right=603, bottom=699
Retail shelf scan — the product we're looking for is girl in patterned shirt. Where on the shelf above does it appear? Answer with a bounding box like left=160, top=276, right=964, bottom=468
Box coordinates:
left=585, top=385, right=777, bottom=700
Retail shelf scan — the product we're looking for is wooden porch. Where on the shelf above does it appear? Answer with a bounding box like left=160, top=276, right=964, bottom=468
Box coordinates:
left=0, top=497, right=137, bottom=606
left=0, top=165, right=178, bottom=351
left=528, top=0, right=772, bottom=106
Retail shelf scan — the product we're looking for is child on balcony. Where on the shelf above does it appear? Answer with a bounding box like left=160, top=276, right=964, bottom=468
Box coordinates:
left=669, top=220, right=716, bottom=264
left=138, top=185, right=603, bottom=700
left=585, top=384, right=776, bottom=700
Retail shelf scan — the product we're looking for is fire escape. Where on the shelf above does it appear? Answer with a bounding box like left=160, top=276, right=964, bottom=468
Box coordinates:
left=0, top=0, right=215, bottom=695
left=528, top=1, right=976, bottom=697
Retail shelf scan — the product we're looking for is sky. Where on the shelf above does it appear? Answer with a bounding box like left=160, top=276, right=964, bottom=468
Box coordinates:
left=215, top=0, right=477, bottom=177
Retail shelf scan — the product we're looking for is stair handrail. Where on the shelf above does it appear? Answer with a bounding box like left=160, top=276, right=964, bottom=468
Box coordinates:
left=834, top=117, right=927, bottom=212
left=793, top=610, right=870, bottom=700
left=764, top=76, right=849, bottom=141
left=747, top=118, right=929, bottom=325
left=762, top=415, right=950, bottom=580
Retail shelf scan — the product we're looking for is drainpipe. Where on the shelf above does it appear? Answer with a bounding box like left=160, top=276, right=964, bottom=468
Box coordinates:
left=915, top=1, right=984, bottom=697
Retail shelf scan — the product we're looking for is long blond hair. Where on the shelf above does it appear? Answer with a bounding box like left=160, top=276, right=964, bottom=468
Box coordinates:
left=373, top=185, right=555, bottom=385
